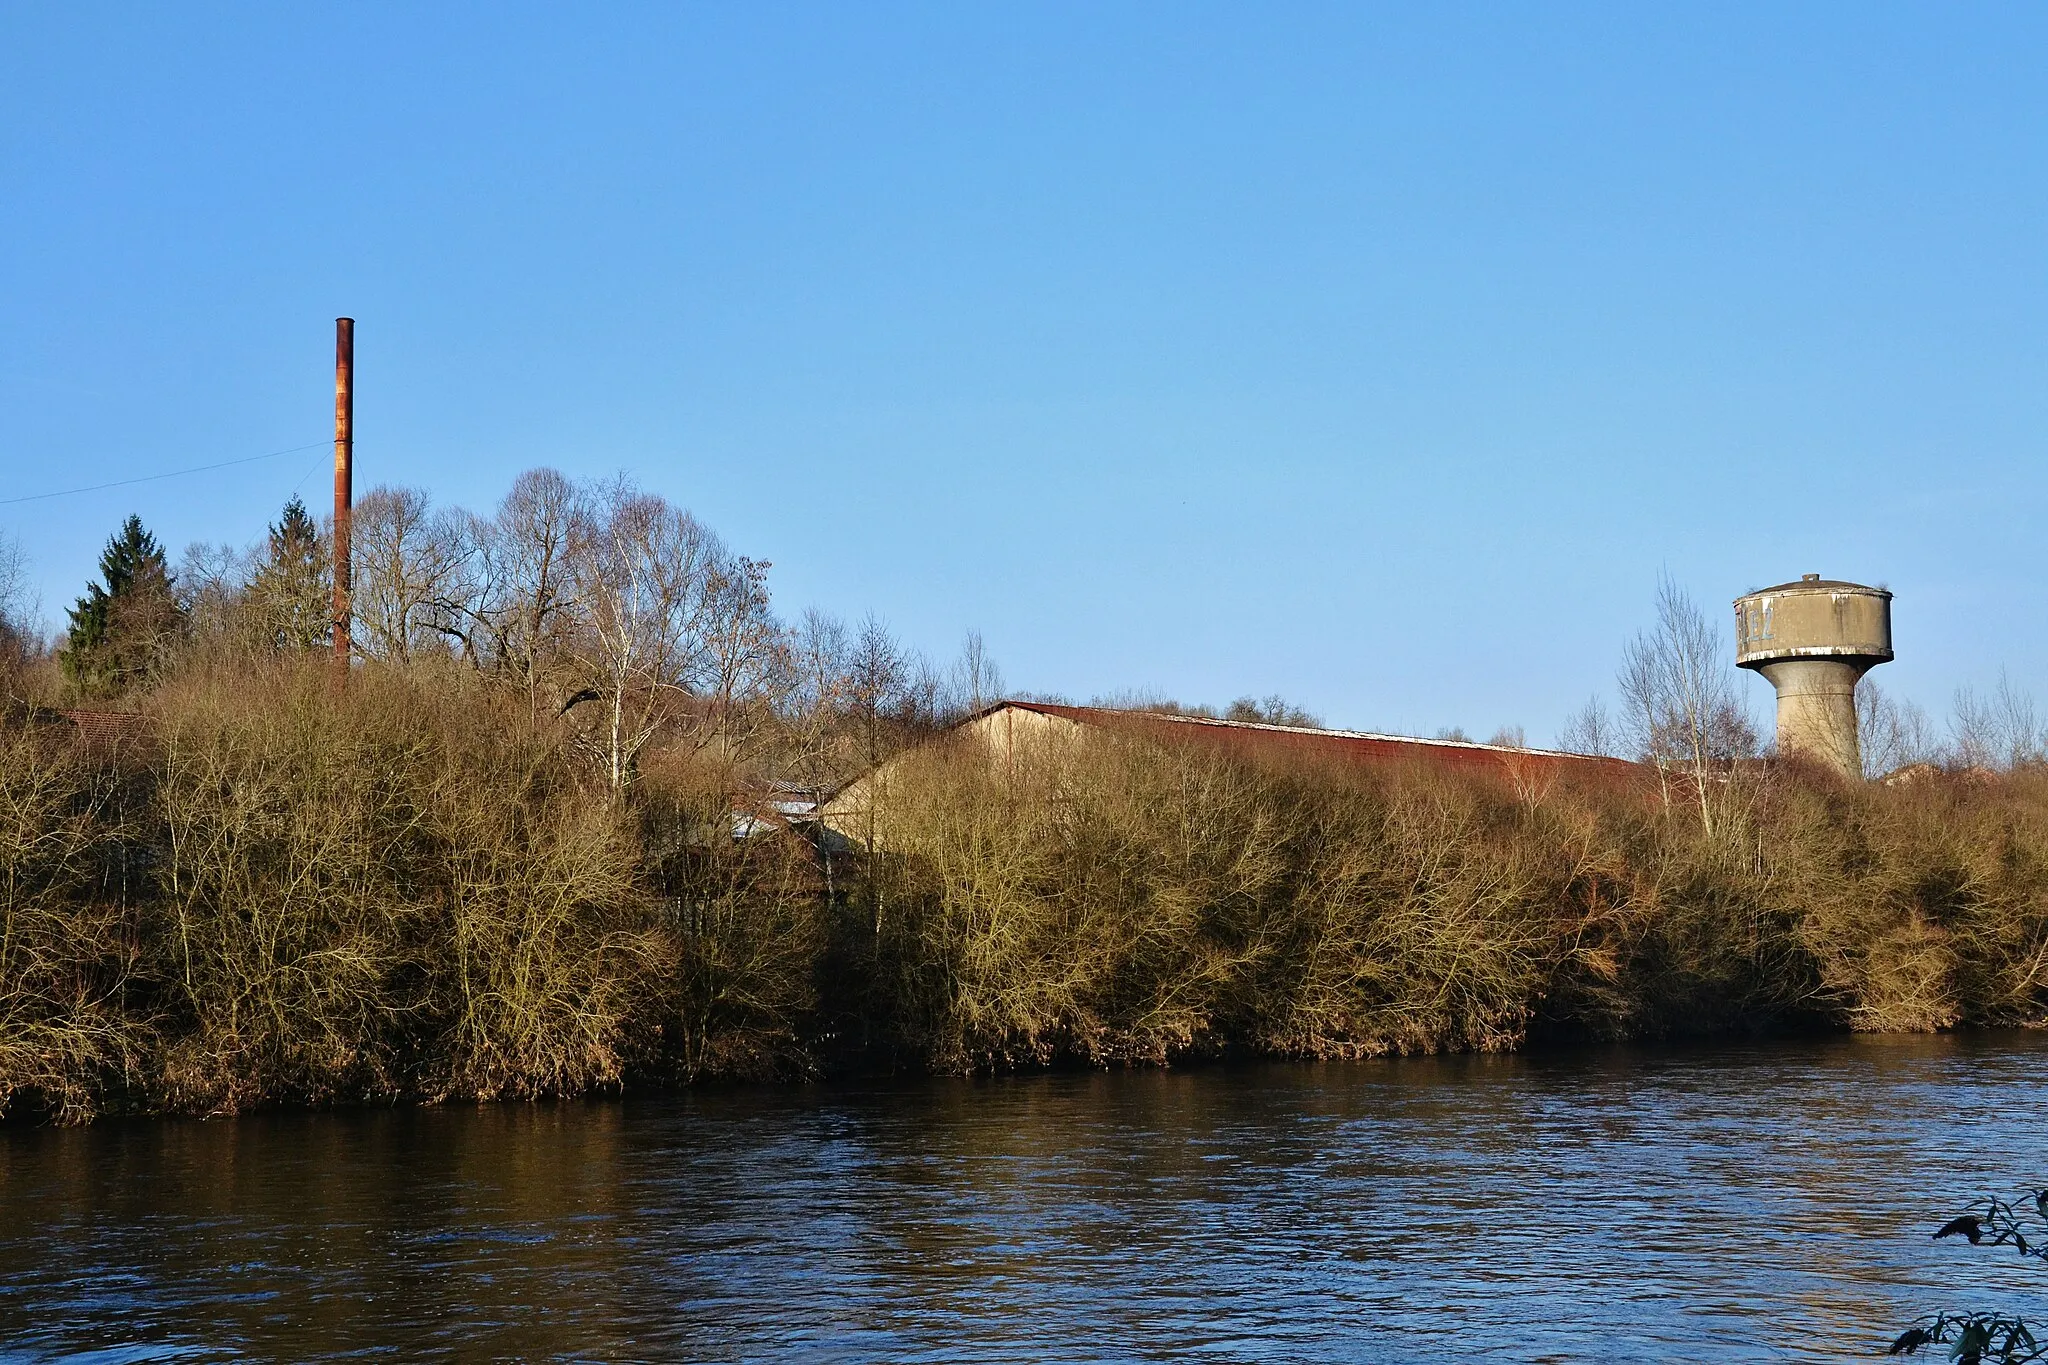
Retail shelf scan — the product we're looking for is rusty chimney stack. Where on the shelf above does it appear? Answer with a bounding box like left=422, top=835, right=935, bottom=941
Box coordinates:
left=332, top=318, right=354, bottom=681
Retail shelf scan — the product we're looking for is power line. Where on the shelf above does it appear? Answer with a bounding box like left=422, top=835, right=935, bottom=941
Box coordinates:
left=287, top=451, right=333, bottom=501
left=0, top=441, right=330, bottom=507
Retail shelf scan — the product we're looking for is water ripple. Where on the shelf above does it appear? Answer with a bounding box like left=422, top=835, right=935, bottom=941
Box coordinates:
left=5, top=1034, right=2048, bottom=1361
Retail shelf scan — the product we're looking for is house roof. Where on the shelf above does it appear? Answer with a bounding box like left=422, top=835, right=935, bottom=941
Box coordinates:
left=989, top=701, right=1638, bottom=784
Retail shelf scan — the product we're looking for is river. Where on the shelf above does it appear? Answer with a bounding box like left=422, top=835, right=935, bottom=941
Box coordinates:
left=4, top=1033, right=2047, bottom=1362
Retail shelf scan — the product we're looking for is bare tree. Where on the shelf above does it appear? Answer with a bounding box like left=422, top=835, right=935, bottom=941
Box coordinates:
left=467, top=468, right=589, bottom=724
left=0, top=530, right=37, bottom=691
left=1858, top=678, right=1938, bottom=778
left=1556, top=696, right=1618, bottom=757
left=569, top=484, right=709, bottom=790
left=561, top=481, right=782, bottom=789
left=902, top=653, right=947, bottom=730
left=951, top=629, right=1004, bottom=717
left=690, top=551, right=783, bottom=759
left=174, top=542, right=252, bottom=659
left=782, top=607, right=853, bottom=785
left=1619, top=574, right=1759, bottom=837
left=351, top=486, right=475, bottom=666
left=0, top=531, right=30, bottom=632
left=1951, top=672, right=2047, bottom=772
left=845, top=614, right=911, bottom=773
left=1226, top=695, right=1323, bottom=728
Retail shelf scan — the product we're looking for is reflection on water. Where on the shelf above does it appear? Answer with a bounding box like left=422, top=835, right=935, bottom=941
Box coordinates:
left=5, top=1034, right=2048, bottom=1362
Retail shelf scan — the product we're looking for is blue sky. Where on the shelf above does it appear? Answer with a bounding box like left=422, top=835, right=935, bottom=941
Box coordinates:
left=4, top=4, right=2044, bottom=741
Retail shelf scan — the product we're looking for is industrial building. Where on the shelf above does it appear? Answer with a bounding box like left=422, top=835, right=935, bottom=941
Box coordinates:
left=818, top=700, right=1638, bottom=844
left=813, top=566, right=1902, bottom=848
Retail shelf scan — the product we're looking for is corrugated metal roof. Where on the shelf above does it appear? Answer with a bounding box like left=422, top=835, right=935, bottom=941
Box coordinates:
left=57, top=709, right=151, bottom=748
left=992, top=702, right=1639, bottom=783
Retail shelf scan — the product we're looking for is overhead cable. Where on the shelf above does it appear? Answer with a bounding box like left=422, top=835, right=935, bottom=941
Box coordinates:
left=0, top=441, right=329, bottom=507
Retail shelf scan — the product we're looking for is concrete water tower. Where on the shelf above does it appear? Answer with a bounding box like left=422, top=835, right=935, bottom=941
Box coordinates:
left=1734, top=574, right=1893, bottom=777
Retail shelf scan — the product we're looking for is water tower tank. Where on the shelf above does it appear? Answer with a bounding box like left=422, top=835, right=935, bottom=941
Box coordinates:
left=1734, top=574, right=1893, bottom=777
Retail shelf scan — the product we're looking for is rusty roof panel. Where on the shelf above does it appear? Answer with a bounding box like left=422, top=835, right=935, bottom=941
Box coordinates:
left=999, top=702, right=1639, bottom=785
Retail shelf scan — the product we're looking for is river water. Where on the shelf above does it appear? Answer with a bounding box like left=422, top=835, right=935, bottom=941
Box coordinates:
left=4, top=1034, right=2047, bottom=1363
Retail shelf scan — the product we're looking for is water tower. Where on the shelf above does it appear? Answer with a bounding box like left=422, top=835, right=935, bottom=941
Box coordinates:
left=1734, top=574, right=1893, bottom=777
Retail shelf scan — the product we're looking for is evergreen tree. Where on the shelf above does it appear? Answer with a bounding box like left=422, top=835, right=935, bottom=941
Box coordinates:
left=61, top=514, right=181, bottom=696
left=245, top=497, right=330, bottom=651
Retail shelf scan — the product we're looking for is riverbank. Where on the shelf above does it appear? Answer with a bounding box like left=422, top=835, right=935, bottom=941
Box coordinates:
left=6, top=663, right=2048, bottom=1123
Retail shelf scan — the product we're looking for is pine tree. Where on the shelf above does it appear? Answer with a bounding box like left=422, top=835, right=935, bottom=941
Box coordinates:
left=245, top=497, right=330, bottom=651
left=61, top=514, right=181, bottom=696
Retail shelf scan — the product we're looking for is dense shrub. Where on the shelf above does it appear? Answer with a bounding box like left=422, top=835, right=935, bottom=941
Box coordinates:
left=633, top=751, right=829, bottom=1081
left=138, top=665, right=669, bottom=1110
left=0, top=726, right=146, bottom=1122
left=852, top=735, right=2048, bottom=1071
left=9, top=671, right=2048, bottom=1121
